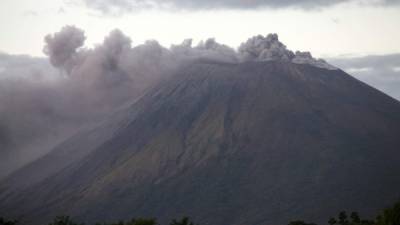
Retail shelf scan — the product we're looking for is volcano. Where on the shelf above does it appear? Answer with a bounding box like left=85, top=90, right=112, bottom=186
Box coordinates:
left=1, top=59, right=400, bottom=225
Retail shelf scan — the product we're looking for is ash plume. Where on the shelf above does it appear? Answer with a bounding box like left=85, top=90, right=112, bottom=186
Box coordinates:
left=43, top=25, right=86, bottom=74
left=238, top=34, right=336, bottom=69
left=238, top=33, right=294, bottom=61
left=0, top=26, right=335, bottom=179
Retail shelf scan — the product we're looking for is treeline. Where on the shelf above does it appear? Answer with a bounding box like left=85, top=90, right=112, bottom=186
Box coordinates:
left=289, top=201, right=400, bottom=225
left=0, top=216, right=195, bottom=225
left=1, top=201, right=399, bottom=225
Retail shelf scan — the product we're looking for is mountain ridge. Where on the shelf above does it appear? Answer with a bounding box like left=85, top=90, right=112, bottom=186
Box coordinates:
left=1, top=60, right=400, bottom=225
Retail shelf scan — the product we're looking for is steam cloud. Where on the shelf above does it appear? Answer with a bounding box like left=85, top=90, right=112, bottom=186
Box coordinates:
left=0, top=26, right=335, bottom=179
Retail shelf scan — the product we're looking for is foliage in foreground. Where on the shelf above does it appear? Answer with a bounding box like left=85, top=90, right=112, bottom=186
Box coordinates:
left=0, top=218, right=18, bottom=225
left=0, top=216, right=196, bottom=225
left=1, top=201, right=399, bottom=225
left=288, top=201, right=400, bottom=225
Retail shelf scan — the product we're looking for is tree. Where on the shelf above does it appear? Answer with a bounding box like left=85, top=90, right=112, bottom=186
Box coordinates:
left=287, top=220, right=317, bottom=225
left=169, top=217, right=196, bottom=225
left=131, top=218, right=157, bottom=225
left=339, top=211, right=349, bottom=225
left=350, top=212, right=361, bottom=224
left=0, top=217, right=18, bottom=225
left=376, top=201, right=400, bottom=225
left=329, top=217, right=337, bottom=225
left=48, top=216, right=83, bottom=225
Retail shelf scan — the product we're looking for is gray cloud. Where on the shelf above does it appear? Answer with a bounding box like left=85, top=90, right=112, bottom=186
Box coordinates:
left=170, top=38, right=239, bottom=64
left=0, top=28, right=181, bottom=178
left=81, top=0, right=399, bottom=14
left=0, top=53, right=80, bottom=178
left=239, top=34, right=294, bottom=61
left=327, top=54, right=400, bottom=101
left=43, top=25, right=86, bottom=74
left=238, top=34, right=336, bottom=69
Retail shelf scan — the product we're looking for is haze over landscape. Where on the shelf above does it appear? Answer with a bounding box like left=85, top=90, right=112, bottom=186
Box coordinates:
left=0, top=1, right=400, bottom=225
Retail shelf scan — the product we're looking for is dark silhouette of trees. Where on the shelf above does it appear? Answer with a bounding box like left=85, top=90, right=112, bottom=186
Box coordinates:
left=94, top=218, right=157, bottom=225
left=287, top=201, right=400, bottom=225
left=326, top=211, right=373, bottom=225
left=128, top=218, right=157, bottom=225
left=328, top=217, right=337, bottom=225
left=0, top=217, right=17, bottom=225
left=338, top=211, right=349, bottom=225
left=376, top=201, right=400, bottom=225
left=48, top=216, right=83, bottom=225
left=169, top=217, right=196, bottom=225
left=0, top=200, right=399, bottom=225
left=350, top=212, right=361, bottom=224
left=287, top=220, right=317, bottom=225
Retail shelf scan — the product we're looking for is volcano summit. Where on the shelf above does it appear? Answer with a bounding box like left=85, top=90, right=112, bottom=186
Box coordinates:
left=1, top=32, right=400, bottom=225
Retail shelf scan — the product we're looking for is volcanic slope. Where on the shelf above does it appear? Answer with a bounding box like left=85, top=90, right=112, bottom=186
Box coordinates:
left=1, top=60, right=400, bottom=225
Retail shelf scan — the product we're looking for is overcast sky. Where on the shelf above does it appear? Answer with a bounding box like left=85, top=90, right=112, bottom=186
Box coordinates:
left=0, top=0, right=400, bottom=100
left=1, top=0, right=400, bottom=58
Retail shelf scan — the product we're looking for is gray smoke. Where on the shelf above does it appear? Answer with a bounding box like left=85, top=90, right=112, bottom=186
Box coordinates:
left=238, top=34, right=336, bottom=69
left=102, top=29, right=132, bottom=62
left=171, top=38, right=238, bottom=64
left=43, top=25, right=86, bottom=74
left=238, top=34, right=294, bottom=61
left=0, top=26, right=336, bottom=179
left=0, top=53, right=80, bottom=178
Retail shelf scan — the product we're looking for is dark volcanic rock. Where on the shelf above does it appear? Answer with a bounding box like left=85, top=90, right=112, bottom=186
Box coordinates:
left=1, top=61, right=400, bottom=225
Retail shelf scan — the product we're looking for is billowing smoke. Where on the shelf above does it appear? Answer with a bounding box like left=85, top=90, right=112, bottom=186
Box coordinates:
left=171, top=38, right=238, bottom=64
left=0, top=26, right=336, bottom=179
left=238, top=34, right=294, bottom=61
left=0, top=53, right=79, bottom=178
left=43, top=26, right=86, bottom=74
left=238, top=33, right=336, bottom=69
left=292, top=51, right=336, bottom=70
